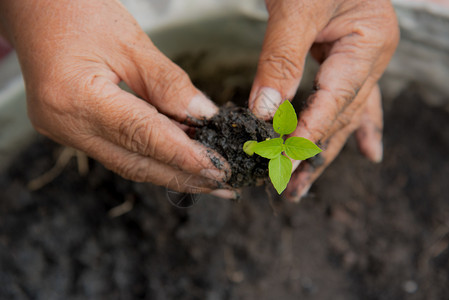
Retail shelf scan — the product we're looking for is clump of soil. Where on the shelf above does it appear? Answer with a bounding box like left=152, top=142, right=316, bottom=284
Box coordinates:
left=195, top=103, right=277, bottom=188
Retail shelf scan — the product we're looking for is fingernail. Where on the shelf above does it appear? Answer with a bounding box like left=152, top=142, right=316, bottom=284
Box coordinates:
left=187, top=94, right=218, bottom=119
left=291, top=183, right=311, bottom=203
left=251, top=87, right=281, bottom=119
left=200, top=168, right=227, bottom=182
left=210, top=189, right=239, bottom=200
left=362, top=137, right=383, bottom=163
left=292, top=160, right=302, bottom=171
left=373, top=141, right=383, bottom=163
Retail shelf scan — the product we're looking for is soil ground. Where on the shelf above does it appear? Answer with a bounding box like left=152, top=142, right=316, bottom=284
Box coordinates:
left=0, top=54, right=448, bottom=299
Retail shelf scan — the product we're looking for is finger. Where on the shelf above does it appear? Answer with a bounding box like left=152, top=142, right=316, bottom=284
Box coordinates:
left=81, top=136, right=238, bottom=197
left=286, top=88, right=370, bottom=201
left=84, top=77, right=230, bottom=182
left=249, top=1, right=335, bottom=119
left=286, top=83, right=383, bottom=201
left=210, top=189, right=241, bottom=200
left=292, top=35, right=381, bottom=145
left=113, top=34, right=218, bottom=123
left=287, top=77, right=374, bottom=173
left=355, top=84, right=383, bottom=163
left=285, top=119, right=357, bottom=202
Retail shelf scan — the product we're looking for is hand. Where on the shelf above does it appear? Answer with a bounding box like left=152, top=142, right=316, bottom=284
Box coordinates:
left=0, top=0, right=236, bottom=198
left=249, top=0, right=399, bottom=201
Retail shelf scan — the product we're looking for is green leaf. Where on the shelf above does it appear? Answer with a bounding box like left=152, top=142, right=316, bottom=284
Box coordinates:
left=284, top=137, right=322, bottom=160
left=252, top=138, right=284, bottom=159
left=243, top=140, right=258, bottom=156
left=273, top=100, right=297, bottom=135
left=269, top=155, right=292, bottom=194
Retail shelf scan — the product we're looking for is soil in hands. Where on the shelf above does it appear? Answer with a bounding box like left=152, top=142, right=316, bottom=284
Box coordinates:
left=195, top=103, right=277, bottom=188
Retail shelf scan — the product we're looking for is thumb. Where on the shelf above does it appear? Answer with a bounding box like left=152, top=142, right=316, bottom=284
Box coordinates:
left=249, top=1, right=332, bottom=119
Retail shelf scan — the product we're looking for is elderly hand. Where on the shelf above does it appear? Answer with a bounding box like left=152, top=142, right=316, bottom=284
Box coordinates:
left=249, top=0, right=399, bottom=201
left=0, top=0, right=236, bottom=198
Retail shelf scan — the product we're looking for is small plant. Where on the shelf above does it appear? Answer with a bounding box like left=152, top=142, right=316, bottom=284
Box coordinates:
left=243, top=101, right=322, bottom=194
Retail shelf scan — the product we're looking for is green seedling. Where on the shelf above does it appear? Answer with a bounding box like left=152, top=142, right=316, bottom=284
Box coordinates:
left=243, top=101, right=322, bottom=194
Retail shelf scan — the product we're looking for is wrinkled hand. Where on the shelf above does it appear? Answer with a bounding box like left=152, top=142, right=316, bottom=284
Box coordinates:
left=0, top=0, right=236, bottom=198
left=249, top=0, right=399, bottom=201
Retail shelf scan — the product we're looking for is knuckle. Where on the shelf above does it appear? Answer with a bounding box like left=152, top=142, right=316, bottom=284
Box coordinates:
left=160, top=140, right=194, bottom=170
left=334, top=113, right=353, bottom=129
left=164, top=150, right=183, bottom=167
left=151, top=65, right=192, bottom=101
left=298, top=117, right=327, bottom=144
left=117, top=113, right=187, bottom=169
left=326, top=88, right=360, bottom=130
left=259, top=48, right=302, bottom=80
left=114, top=99, right=193, bottom=169
left=118, top=114, right=159, bottom=156
left=116, top=157, right=149, bottom=182
left=324, top=82, right=360, bottom=111
left=336, top=85, right=360, bottom=109
left=317, top=86, right=357, bottom=117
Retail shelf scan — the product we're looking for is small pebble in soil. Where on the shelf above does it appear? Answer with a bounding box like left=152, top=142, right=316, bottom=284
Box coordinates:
left=402, top=280, right=418, bottom=294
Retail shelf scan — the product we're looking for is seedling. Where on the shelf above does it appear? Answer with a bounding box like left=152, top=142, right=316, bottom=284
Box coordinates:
left=243, top=101, right=322, bottom=194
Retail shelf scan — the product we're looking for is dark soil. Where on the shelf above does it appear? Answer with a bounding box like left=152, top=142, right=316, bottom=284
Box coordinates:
left=1, top=52, right=449, bottom=299
left=195, top=104, right=277, bottom=188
